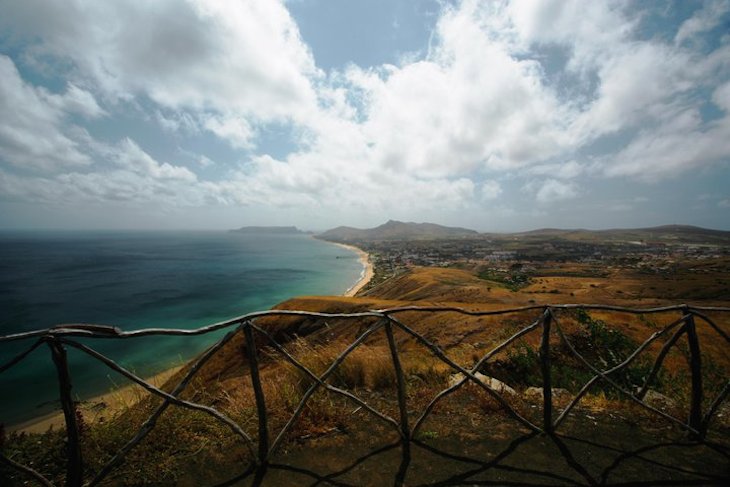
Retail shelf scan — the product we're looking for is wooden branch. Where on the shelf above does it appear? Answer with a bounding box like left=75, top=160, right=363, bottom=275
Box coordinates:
left=0, top=303, right=726, bottom=484
left=0, top=452, right=53, bottom=487
left=3, top=304, right=727, bottom=344
left=384, top=317, right=410, bottom=440
left=702, top=380, right=729, bottom=433
left=243, top=322, right=269, bottom=463
left=250, top=323, right=400, bottom=450
left=688, top=309, right=730, bottom=345
left=554, top=313, right=689, bottom=429
left=267, top=319, right=389, bottom=455
left=81, top=328, right=255, bottom=487
left=48, top=339, right=83, bottom=487
left=552, top=316, right=699, bottom=436
left=410, top=314, right=542, bottom=437
left=539, top=308, right=553, bottom=434
left=0, top=339, right=43, bottom=374
left=636, top=322, right=688, bottom=400
left=386, top=314, right=541, bottom=434
left=684, top=310, right=703, bottom=437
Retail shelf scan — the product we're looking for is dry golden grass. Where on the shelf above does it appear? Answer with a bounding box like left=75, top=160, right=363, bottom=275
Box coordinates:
left=5, top=258, right=728, bottom=484
left=282, top=338, right=396, bottom=391
left=363, top=260, right=730, bottom=307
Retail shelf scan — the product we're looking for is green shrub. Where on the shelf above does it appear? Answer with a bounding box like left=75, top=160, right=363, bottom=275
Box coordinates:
left=487, top=310, right=661, bottom=398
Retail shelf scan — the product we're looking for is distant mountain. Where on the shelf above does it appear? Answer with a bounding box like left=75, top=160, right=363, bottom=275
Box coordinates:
left=319, top=222, right=729, bottom=245
left=317, top=220, right=478, bottom=242
left=627, top=224, right=730, bottom=238
left=230, top=226, right=302, bottom=234
left=496, top=224, right=730, bottom=244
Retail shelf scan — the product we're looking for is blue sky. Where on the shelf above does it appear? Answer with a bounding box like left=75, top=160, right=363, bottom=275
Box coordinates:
left=0, top=0, right=729, bottom=231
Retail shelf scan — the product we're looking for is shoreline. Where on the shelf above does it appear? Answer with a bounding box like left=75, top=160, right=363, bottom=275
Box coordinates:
left=329, top=242, right=374, bottom=297
left=8, top=365, right=183, bottom=434
left=11, top=239, right=372, bottom=433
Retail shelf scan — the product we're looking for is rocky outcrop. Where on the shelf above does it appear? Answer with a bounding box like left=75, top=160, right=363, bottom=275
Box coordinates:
left=641, top=390, right=676, bottom=410
left=523, top=386, right=571, bottom=402
left=448, top=373, right=517, bottom=396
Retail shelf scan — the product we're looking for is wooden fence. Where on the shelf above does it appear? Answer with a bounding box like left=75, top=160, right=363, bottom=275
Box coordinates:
left=1, top=304, right=728, bottom=486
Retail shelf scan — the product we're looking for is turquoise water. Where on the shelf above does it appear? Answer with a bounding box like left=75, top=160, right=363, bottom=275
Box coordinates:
left=0, top=231, right=363, bottom=425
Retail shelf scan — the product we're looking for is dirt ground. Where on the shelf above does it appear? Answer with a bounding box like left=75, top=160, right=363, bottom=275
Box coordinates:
left=183, top=411, right=729, bottom=486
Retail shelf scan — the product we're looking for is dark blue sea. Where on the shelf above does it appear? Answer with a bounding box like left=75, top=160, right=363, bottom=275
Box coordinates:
left=0, top=230, right=363, bottom=425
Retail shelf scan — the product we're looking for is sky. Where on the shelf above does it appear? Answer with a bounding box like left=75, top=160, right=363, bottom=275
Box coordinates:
left=0, top=0, right=729, bottom=232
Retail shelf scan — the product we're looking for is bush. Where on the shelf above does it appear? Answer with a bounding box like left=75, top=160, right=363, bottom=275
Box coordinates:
left=485, top=310, right=659, bottom=398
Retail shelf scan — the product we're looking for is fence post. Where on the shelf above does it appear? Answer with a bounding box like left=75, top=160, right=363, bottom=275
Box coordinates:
left=683, top=309, right=704, bottom=438
left=384, top=318, right=410, bottom=442
left=243, top=322, right=269, bottom=463
left=47, top=339, right=83, bottom=487
left=540, top=308, right=553, bottom=434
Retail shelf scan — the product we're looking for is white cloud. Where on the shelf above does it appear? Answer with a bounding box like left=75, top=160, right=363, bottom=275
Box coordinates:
left=713, top=81, right=730, bottom=112
left=480, top=180, right=503, bottom=201
left=529, top=179, right=578, bottom=204
left=197, top=155, right=215, bottom=168
left=0, top=56, right=93, bottom=171
left=47, top=84, right=106, bottom=119
left=0, top=139, right=203, bottom=207
left=604, top=107, right=730, bottom=180
left=55, top=169, right=205, bottom=205
left=527, top=160, right=583, bottom=179
left=343, top=2, right=571, bottom=177
left=500, top=0, right=730, bottom=173
left=286, top=0, right=728, bottom=207
left=675, top=0, right=730, bottom=46
left=0, top=0, right=320, bottom=128
left=209, top=150, right=476, bottom=213
left=58, top=171, right=157, bottom=203
left=155, top=110, right=199, bottom=134
left=507, top=0, right=634, bottom=63
left=575, top=43, right=697, bottom=137
left=204, top=116, right=256, bottom=150
left=113, top=139, right=197, bottom=182
left=1, top=0, right=729, bottom=226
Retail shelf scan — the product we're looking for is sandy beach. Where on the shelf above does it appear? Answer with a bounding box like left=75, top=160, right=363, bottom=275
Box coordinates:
left=331, top=243, right=374, bottom=296
left=11, top=242, right=372, bottom=434
left=9, top=365, right=183, bottom=434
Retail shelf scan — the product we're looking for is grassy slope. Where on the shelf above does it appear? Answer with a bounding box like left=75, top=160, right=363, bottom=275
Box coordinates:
left=4, top=263, right=729, bottom=485
left=187, top=264, right=730, bottom=404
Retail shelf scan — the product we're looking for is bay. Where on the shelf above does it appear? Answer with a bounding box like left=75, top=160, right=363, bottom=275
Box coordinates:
left=0, top=230, right=363, bottom=425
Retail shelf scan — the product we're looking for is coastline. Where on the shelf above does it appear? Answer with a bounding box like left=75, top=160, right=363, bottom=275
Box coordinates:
left=11, top=239, right=372, bottom=433
left=329, top=242, right=374, bottom=297
left=8, top=365, right=183, bottom=434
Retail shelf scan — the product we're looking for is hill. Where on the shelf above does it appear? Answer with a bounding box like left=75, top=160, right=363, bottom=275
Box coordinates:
left=6, top=257, right=729, bottom=485
left=502, top=224, right=730, bottom=245
left=320, top=221, right=729, bottom=245
left=317, top=219, right=478, bottom=242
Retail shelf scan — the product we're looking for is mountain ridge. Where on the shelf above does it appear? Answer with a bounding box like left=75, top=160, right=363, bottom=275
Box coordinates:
left=317, top=220, right=730, bottom=244
left=317, top=220, right=479, bottom=242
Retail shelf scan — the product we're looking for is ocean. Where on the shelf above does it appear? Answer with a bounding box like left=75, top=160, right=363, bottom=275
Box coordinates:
left=0, top=230, right=364, bottom=425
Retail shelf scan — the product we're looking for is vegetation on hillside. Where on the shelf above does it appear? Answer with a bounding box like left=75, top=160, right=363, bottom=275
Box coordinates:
left=476, top=264, right=532, bottom=291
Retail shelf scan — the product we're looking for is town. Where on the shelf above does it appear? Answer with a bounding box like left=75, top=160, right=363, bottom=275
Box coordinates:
left=325, top=230, right=730, bottom=296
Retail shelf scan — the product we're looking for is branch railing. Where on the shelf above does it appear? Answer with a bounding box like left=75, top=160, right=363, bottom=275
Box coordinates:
left=1, top=304, right=729, bottom=486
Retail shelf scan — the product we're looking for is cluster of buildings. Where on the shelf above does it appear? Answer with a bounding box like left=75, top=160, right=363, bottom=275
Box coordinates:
left=354, top=237, right=729, bottom=285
